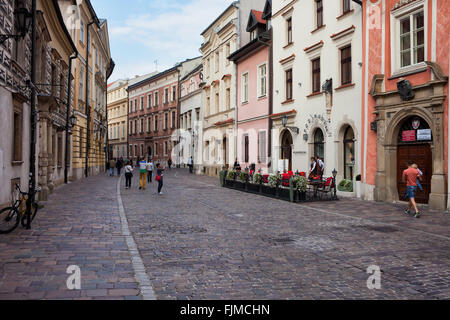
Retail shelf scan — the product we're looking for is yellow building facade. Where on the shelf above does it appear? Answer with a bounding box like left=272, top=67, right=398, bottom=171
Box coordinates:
left=107, top=79, right=128, bottom=160
left=58, top=0, right=113, bottom=180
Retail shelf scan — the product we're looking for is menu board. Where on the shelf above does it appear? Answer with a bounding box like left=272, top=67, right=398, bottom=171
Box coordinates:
left=402, top=130, right=416, bottom=142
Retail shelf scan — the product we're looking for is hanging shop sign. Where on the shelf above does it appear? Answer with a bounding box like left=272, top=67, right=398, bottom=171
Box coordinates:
left=417, top=129, right=432, bottom=141
left=402, top=130, right=416, bottom=142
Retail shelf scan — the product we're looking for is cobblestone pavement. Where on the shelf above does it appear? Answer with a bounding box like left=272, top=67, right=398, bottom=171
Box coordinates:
left=0, top=174, right=141, bottom=300
left=0, top=168, right=449, bottom=300
left=121, top=168, right=450, bottom=300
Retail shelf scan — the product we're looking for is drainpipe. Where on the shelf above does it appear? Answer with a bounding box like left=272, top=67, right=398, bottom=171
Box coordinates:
left=64, top=53, right=78, bottom=184
left=84, top=20, right=95, bottom=178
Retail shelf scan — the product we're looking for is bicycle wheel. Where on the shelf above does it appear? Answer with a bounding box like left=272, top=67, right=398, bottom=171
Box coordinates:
left=0, top=207, right=20, bottom=234
left=21, top=203, right=38, bottom=227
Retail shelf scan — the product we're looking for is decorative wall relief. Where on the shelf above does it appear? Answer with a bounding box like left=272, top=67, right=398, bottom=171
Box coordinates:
left=303, top=114, right=332, bottom=138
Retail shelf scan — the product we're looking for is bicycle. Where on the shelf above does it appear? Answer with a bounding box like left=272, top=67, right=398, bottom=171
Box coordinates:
left=0, top=184, right=41, bottom=234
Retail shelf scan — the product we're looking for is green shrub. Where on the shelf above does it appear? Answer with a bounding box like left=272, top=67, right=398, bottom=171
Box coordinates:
left=253, top=172, right=262, bottom=184
left=338, top=179, right=353, bottom=192
left=239, top=171, right=248, bottom=182
left=292, top=175, right=308, bottom=192
left=227, top=170, right=236, bottom=180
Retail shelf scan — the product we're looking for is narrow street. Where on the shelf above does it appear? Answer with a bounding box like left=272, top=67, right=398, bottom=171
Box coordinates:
left=0, top=169, right=449, bottom=300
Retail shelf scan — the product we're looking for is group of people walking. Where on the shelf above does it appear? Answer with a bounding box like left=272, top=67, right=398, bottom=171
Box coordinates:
left=110, top=157, right=165, bottom=195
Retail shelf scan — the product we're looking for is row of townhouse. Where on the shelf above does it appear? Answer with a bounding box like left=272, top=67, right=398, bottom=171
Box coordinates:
left=198, top=0, right=449, bottom=211
left=108, top=0, right=448, bottom=211
left=0, top=0, right=113, bottom=207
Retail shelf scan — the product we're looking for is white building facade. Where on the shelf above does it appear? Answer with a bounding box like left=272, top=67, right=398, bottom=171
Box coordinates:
left=271, top=0, right=362, bottom=191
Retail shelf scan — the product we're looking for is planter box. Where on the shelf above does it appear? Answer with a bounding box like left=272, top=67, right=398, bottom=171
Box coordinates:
left=261, top=185, right=277, bottom=197
left=296, top=191, right=307, bottom=202
left=247, top=183, right=260, bottom=194
left=225, top=180, right=235, bottom=188
left=278, top=187, right=291, bottom=201
left=234, top=181, right=246, bottom=190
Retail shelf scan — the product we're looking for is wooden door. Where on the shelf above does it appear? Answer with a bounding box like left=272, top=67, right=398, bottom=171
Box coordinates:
left=397, top=144, right=432, bottom=204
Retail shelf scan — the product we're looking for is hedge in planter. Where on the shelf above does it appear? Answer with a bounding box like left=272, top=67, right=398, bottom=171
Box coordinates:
left=338, top=179, right=353, bottom=192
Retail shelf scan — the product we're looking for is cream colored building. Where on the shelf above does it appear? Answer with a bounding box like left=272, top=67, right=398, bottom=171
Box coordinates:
left=59, top=0, right=113, bottom=180
left=200, top=0, right=265, bottom=176
left=107, top=79, right=128, bottom=159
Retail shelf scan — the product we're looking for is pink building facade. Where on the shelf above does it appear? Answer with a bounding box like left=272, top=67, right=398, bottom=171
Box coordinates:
left=229, top=9, right=271, bottom=172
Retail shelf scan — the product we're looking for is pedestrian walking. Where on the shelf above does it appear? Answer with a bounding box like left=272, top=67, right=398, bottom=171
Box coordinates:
left=168, top=158, right=172, bottom=170
left=109, top=158, right=116, bottom=176
left=116, top=158, right=123, bottom=176
left=188, top=156, right=194, bottom=174
left=156, top=163, right=165, bottom=195
left=138, top=158, right=147, bottom=190
left=147, top=159, right=154, bottom=183
left=124, top=161, right=133, bottom=189
left=403, top=161, right=422, bottom=218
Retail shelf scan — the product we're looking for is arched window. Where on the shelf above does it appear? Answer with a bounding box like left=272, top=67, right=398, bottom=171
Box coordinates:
left=343, top=126, right=355, bottom=180
left=313, top=128, right=324, bottom=160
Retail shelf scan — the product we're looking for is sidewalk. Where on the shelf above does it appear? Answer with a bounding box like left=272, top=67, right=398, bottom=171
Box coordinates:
left=0, top=173, right=142, bottom=300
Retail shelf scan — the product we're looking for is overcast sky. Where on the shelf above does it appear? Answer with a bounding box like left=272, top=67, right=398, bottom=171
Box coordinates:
left=91, top=0, right=233, bottom=83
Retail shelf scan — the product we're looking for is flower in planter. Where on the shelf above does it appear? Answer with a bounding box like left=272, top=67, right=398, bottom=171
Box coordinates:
left=227, top=170, right=236, bottom=180
left=268, top=174, right=280, bottom=187
left=292, top=175, right=308, bottom=192
left=239, top=171, right=248, bottom=182
left=253, top=172, right=262, bottom=184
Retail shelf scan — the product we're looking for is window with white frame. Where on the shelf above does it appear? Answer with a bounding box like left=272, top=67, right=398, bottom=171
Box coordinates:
left=140, top=97, right=144, bottom=110
left=400, top=11, right=424, bottom=68
left=242, top=72, right=249, bottom=103
left=258, top=63, right=267, bottom=97
left=148, top=94, right=152, bottom=108
left=258, top=130, right=267, bottom=163
left=164, top=88, right=169, bottom=104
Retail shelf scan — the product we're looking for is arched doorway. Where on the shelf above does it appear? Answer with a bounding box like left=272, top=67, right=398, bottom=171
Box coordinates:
left=281, top=130, right=293, bottom=171
left=343, top=126, right=355, bottom=180
left=396, top=116, right=433, bottom=204
left=313, top=128, right=324, bottom=160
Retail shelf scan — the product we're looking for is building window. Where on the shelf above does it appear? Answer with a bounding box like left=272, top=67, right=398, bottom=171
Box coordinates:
left=226, top=88, right=231, bottom=109
left=258, top=64, right=267, bottom=97
left=215, top=92, right=219, bottom=113
left=343, top=126, right=355, bottom=180
left=215, top=51, right=220, bottom=73
left=140, top=144, right=144, bottom=157
left=148, top=94, right=152, bottom=108
left=206, top=96, right=210, bottom=116
left=250, top=30, right=257, bottom=41
left=134, top=99, right=137, bottom=112
left=312, top=58, right=321, bottom=93
left=129, top=120, right=132, bottom=135
left=400, top=11, right=424, bottom=68
left=243, top=134, right=249, bottom=163
left=80, top=20, right=85, bottom=44
left=285, top=69, right=293, bottom=100
left=147, top=117, right=151, bottom=132
left=140, top=97, right=144, bottom=110
left=343, top=0, right=351, bottom=14
left=134, top=145, right=137, bottom=157
left=172, top=85, right=176, bottom=101
left=57, top=134, right=63, bottom=167
left=172, top=111, right=176, bottom=129
left=226, top=43, right=231, bottom=65
left=134, top=120, right=137, bottom=134
left=154, top=115, right=158, bottom=131
left=13, top=112, right=22, bottom=162
left=140, top=119, right=144, bottom=133
left=287, top=17, right=292, bottom=44
left=164, top=141, right=168, bottom=156
left=242, top=72, right=249, bottom=103
left=154, top=143, right=158, bottom=156
left=154, top=92, right=158, bottom=106
left=164, top=88, right=169, bottom=104
left=314, top=128, right=324, bottom=160
left=341, top=46, right=352, bottom=85
left=316, top=0, right=323, bottom=28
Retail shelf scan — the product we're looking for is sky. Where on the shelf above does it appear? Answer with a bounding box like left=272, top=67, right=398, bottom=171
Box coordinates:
left=91, top=0, right=234, bottom=83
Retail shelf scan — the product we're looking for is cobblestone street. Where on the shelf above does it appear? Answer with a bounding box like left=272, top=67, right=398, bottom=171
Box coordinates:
left=0, top=168, right=449, bottom=300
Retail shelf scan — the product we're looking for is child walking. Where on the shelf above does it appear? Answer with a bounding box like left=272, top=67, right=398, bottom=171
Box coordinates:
left=156, top=163, right=165, bottom=195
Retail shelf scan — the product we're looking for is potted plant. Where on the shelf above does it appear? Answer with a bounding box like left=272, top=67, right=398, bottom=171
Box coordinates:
left=355, top=174, right=361, bottom=198
left=225, top=170, right=236, bottom=188
left=248, top=172, right=262, bottom=193
left=234, top=171, right=247, bottom=190
left=261, top=173, right=279, bottom=197
left=292, top=175, right=308, bottom=201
